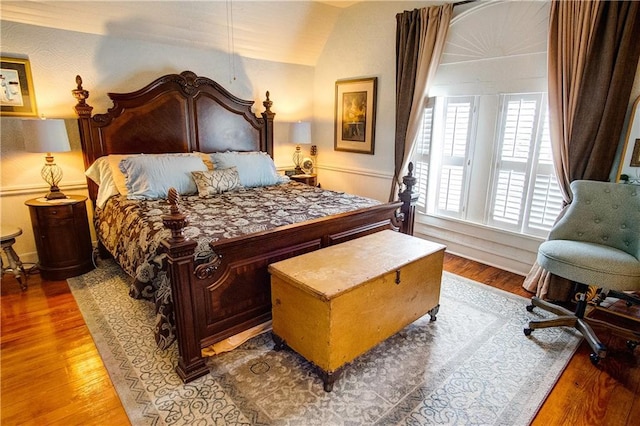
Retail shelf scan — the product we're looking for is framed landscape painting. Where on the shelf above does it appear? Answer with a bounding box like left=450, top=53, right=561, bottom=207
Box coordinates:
left=1, top=56, right=37, bottom=117
left=334, top=77, right=377, bottom=154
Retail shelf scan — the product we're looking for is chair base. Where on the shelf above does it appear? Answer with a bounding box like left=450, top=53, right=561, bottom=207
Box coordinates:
left=524, top=295, right=640, bottom=365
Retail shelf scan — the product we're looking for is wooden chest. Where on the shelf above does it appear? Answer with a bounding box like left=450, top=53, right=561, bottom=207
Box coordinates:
left=268, top=230, right=446, bottom=391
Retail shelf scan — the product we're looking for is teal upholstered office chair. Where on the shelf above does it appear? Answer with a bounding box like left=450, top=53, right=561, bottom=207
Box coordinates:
left=525, top=180, right=640, bottom=364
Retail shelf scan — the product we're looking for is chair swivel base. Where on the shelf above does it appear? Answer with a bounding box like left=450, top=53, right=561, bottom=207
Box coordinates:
left=524, top=296, right=609, bottom=365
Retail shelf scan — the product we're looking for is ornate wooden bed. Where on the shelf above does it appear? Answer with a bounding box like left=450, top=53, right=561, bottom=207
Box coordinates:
left=72, top=71, right=417, bottom=383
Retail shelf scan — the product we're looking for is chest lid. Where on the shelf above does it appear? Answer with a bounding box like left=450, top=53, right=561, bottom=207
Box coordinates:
left=268, top=230, right=445, bottom=300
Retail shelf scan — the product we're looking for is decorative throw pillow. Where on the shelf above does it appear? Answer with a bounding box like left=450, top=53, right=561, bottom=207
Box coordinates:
left=210, top=151, right=289, bottom=187
left=191, top=167, right=242, bottom=197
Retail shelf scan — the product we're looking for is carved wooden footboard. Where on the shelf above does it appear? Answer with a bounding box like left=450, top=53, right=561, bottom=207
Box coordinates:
left=162, top=187, right=408, bottom=382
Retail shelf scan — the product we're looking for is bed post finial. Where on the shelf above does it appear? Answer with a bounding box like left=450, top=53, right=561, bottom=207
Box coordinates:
left=163, top=188, right=189, bottom=243
left=72, top=75, right=93, bottom=117
left=263, top=91, right=273, bottom=114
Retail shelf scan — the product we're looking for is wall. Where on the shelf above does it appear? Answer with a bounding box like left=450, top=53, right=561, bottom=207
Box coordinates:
left=0, top=21, right=314, bottom=263
left=313, top=1, right=428, bottom=202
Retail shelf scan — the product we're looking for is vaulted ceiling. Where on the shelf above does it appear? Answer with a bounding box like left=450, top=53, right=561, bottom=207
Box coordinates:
left=0, top=1, right=365, bottom=66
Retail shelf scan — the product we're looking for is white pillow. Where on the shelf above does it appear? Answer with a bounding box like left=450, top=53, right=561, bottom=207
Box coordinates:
left=210, top=151, right=289, bottom=187
left=119, top=154, right=208, bottom=199
left=85, top=156, right=120, bottom=208
left=191, top=167, right=242, bottom=197
left=107, top=154, right=138, bottom=196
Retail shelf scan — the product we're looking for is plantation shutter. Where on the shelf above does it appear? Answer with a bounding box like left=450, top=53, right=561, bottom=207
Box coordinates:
left=490, top=95, right=540, bottom=229
left=413, top=97, right=435, bottom=213
left=436, top=97, right=475, bottom=217
left=523, top=109, right=563, bottom=235
left=490, top=94, right=563, bottom=235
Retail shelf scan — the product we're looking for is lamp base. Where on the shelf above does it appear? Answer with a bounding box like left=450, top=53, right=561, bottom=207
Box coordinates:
left=44, top=188, right=67, bottom=200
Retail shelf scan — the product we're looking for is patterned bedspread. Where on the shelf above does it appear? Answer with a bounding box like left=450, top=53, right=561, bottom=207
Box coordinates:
left=95, top=181, right=381, bottom=349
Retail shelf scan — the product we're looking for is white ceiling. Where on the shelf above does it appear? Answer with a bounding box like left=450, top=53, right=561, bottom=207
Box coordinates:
left=0, top=1, right=366, bottom=66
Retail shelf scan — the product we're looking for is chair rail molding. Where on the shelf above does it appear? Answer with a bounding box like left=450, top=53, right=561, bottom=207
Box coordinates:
left=0, top=180, right=87, bottom=197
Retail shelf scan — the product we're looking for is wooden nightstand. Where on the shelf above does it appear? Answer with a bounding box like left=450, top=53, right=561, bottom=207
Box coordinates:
left=25, top=195, right=94, bottom=281
left=290, top=174, right=317, bottom=186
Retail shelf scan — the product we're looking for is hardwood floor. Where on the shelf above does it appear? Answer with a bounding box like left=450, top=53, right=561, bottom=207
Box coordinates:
left=1, top=268, right=130, bottom=426
left=1, top=253, right=638, bottom=425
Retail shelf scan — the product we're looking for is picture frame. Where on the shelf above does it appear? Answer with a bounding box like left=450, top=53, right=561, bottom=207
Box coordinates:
left=631, top=138, right=640, bottom=167
left=334, top=77, right=377, bottom=154
left=1, top=56, right=38, bottom=117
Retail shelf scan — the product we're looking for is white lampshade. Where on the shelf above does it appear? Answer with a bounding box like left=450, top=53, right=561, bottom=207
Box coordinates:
left=290, top=121, right=311, bottom=145
left=22, top=118, right=71, bottom=200
left=22, top=119, right=71, bottom=154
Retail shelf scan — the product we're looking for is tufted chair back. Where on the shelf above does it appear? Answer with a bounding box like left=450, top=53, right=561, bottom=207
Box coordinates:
left=538, top=180, right=640, bottom=289
left=549, top=180, right=639, bottom=259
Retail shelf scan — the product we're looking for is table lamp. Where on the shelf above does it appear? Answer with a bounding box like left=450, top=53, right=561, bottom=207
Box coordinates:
left=22, top=118, right=71, bottom=200
left=290, top=121, right=311, bottom=174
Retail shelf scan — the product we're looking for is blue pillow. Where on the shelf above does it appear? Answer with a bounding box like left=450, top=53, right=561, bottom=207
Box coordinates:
left=211, top=151, right=289, bottom=187
left=119, top=154, right=208, bottom=199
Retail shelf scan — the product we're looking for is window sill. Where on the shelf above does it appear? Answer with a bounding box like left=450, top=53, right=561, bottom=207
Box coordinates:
left=414, top=213, right=544, bottom=275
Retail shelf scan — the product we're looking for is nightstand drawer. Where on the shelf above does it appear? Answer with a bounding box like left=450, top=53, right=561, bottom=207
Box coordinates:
left=37, top=205, right=75, bottom=221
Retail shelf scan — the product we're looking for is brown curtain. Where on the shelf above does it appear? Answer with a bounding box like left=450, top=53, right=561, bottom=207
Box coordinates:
left=569, top=1, right=640, bottom=181
left=524, top=0, right=640, bottom=298
left=390, top=5, right=452, bottom=202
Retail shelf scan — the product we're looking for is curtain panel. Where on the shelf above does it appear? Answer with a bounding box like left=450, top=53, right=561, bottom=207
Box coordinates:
left=390, top=5, right=452, bottom=202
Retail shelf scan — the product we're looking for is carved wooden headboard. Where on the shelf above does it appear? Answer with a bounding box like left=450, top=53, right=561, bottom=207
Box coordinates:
left=72, top=70, right=275, bottom=202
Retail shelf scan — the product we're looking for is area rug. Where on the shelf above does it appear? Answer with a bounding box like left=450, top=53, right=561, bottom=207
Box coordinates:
left=67, top=259, right=581, bottom=425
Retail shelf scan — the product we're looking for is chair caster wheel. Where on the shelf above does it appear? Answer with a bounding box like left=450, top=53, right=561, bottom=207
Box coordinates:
left=590, top=353, right=600, bottom=365
left=524, top=328, right=532, bottom=336
left=526, top=304, right=534, bottom=312
left=626, top=340, right=638, bottom=351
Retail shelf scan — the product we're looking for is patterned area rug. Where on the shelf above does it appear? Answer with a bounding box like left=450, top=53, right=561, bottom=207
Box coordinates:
left=67, top=260, right=581, bottom=425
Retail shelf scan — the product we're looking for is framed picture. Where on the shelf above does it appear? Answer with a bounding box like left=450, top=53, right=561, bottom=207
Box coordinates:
left=334, top=77, right=377, bottom=154
left=1, top=56, right=37, bottom=117
left=631, top=138, right=640, bottom=167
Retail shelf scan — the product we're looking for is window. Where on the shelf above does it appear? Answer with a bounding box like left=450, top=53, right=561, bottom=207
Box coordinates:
left=412, top=93, right=562, bottom=237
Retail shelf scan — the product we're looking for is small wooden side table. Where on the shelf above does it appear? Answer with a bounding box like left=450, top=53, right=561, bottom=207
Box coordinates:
left=25, top=195, right=94, bottom=281
left=290, top=174, right=317, bottom=186
left=1, top=226, right=28, bottom=290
